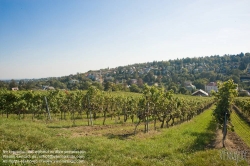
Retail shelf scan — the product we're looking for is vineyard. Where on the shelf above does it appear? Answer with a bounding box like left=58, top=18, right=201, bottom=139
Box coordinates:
left=0, top=85, right=214, bottom=132
left=232, top=97, right=250, bottom=148
left=235, top=97, right=250, bottom=120
left=1, top=85, right=250, bottom=165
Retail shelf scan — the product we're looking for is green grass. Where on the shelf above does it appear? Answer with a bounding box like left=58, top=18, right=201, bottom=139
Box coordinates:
left=0, top=106, right=248, bottom=166
left=231, top=111, right=250, bottom=147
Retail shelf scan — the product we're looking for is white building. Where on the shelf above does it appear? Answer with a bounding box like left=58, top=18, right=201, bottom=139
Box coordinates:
left=192, top=89, right=209, bottom=96
left=69, top=79, right=79, bottom=84
left=205, top=82, right=218, bottom=94
left=12, top=87, right=19, bottom=91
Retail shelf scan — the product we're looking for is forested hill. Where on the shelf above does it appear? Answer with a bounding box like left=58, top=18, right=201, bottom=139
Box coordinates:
left=1, top=52, right=250, bottom=93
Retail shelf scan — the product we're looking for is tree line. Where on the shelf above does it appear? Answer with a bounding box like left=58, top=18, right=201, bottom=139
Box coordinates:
left=1, top=52, right=250, bottom=94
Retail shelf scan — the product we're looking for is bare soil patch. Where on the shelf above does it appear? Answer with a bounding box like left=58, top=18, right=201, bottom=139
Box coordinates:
left=207, top=129, right=250, bottom=164
left=61, top=122, right=162, bottom=140
left=66, top=123, right=136, bottom=138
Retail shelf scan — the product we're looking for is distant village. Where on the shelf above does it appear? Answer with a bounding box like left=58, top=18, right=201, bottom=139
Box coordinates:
left=2, top=53, right=250, bottom=97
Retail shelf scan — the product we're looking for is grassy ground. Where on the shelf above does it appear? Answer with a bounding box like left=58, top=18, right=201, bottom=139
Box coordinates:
left=231, top=111, right=250, bottom=147
left=0, top=106, right=248, bottom=166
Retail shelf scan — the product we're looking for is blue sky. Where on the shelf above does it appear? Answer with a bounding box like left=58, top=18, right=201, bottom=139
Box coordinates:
left=0, top=0, right=250, bottom=79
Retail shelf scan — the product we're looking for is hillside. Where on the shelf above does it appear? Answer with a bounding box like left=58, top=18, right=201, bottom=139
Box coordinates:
left=1, top=105, right=249, bottom=165
left=1, top=52, right=250, bottom=93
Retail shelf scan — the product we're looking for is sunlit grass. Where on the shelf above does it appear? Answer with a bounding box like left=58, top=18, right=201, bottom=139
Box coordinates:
left=231, top=111, right=250, bottom=147
left=0, top=106, right=248, bottom=166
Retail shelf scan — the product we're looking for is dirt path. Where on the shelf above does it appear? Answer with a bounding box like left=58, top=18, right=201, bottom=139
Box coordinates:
left=67, top=123, right=135, bottom=138
left=61, top=123, right=160, bottom=139
left=208, top=129, right=250, bottom=164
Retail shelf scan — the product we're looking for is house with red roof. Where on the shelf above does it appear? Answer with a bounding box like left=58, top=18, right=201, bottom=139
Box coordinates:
left=205, top=82, right=218, bottom=94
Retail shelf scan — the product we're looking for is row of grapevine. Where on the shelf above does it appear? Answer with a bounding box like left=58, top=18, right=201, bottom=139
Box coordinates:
left=0, top=85, right=214, bottom=131
left=234, top=97, right=250, bottom=119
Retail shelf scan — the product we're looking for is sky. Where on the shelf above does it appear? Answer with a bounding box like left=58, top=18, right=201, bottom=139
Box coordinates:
left=0, top=0, right=250, bottom=80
